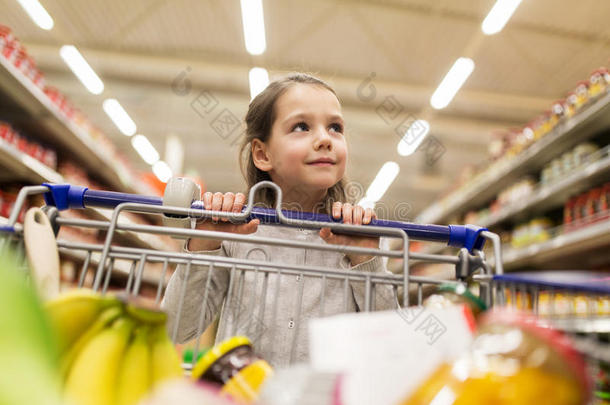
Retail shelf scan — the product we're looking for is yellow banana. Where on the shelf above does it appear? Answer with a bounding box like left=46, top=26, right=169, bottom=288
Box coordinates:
left=64, top=317, right=134, bottom=405
left=45, top=289, right=119, bottom=354
left=125, top=299, right=167, bottom=325
left=60, top=305, right=124, bottom=378
left=150, top=324, right=183, bottom=387
left=116, top=326, right=151, bottom=405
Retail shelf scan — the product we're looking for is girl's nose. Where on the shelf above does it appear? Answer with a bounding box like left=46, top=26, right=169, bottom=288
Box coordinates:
left=313, top=128, right=332, bottom=150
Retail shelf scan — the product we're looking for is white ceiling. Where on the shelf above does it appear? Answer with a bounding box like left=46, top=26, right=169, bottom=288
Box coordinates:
left=1, top=0, right=609, bottom=219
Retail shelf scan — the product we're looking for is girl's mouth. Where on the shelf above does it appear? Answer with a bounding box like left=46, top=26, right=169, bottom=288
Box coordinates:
left=308, top=162, right=334, bottom=167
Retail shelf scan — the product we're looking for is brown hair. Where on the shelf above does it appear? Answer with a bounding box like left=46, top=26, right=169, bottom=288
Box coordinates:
left=239, top=73, right=347, bottom=214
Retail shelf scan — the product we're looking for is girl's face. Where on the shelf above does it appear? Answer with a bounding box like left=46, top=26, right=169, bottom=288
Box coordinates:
left=252, top=83, right=347, bottom=201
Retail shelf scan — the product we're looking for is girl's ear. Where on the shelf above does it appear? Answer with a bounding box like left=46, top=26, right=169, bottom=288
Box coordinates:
left=252, top=139, right=272, bottom=172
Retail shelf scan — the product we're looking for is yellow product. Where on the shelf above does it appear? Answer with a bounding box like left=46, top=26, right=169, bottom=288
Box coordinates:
left=537, top=292, right=575, bottom=317
left=150, top=324, right=183, bottom=387
left=400, top=310, right=590, bottom=405
left=552, top=293, right=573, bottom=316
left=599, top=296, right=610, bottom=316
left=511, top=223, right=529, bottom=248
left=563, top=93, right=578, bottom=118
left=537, top=291, right=551, bottom=316
left=504, top=289, right=532, bottom=310
left=64, top=318, right=134, bottom=405
left=588, top=67, right=609, bottom=98
left=528, top=218, right=553, bottom=244
left=116, top=327, right=151, bottom=405
left=550, top=99, right=565, bottom=127
left=574, top=81, right=590, bottom=110
left=222, top=360, right=273, bottom=402
left=537, top=111, right=554, bottom=139
left=192, top=336, right=273, bottom=404
left=45, top=288, right=120, bottom=354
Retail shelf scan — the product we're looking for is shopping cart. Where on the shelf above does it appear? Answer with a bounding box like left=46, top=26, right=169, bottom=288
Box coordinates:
left=0, top=180, right=504, bottom=364
left=3, top=181, right=608, bottom=401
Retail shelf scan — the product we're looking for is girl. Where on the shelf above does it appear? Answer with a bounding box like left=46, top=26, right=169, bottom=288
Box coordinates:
left=162, top=73, right=396, bottom=367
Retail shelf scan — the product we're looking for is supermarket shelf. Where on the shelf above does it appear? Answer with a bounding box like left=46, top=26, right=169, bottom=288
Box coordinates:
left=550, top=317, right=610, bottom=334
left=479, top=152, right=610, bottom=228
left=0, top=138, right=63, bottom=183
left=416, top=242, right=450, bottom=256
left=0, top=139, right=170, bottom=250
left=0, top=56, right=132, bottom=192
left=2, top=215, right=170, bottom=286
left=502, top=219, right=610, bottom=270
left=417, top=90, right=610, bottom=224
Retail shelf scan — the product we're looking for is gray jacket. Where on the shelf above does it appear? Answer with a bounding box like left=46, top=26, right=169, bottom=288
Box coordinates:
left=161, top=224, right=397, bottom=367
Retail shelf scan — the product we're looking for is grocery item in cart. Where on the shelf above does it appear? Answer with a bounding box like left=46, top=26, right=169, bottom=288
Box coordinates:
left=0, top=250, right=63, bottom=405
left=400, top=310, right=591, bottom=405
left=45, top=289, right=183, bottom=405
left=258, top=364, right=343, bottom=405
left=423, top=283, right=487, bottom=318
left=23, top=207, right=60, bottom=300
left=141, top=379, right=236, bottom=405
left=309, top=307, right=476, bottom=405
left=191, top=336, right=273, bottom=404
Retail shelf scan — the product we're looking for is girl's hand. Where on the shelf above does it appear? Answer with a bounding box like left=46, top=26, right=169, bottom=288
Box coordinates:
left=319, top=202, right=379, bottom=266
left=188, top=192, right=260, bottom=251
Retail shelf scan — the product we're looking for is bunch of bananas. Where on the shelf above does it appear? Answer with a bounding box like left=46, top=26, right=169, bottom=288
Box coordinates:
left=46, top=289, right=184, bottom=405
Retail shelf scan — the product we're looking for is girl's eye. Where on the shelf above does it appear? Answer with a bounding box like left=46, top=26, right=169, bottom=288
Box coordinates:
left=330, top=123, right=344, bottom=134
left=293, top=122, right=308, bottom=132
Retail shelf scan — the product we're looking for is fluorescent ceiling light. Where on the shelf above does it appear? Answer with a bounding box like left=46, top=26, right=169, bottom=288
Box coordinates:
left=357, top=198, right=376, bottom=210
left=249, top=67, right=269, bottom=100
left=131, top=135, right=160, bottom=165
left=430, top=57, right=474, bottom=110
left=482, top=0, right=523, bottom=35
left=165, top=134, right=184, bottom=175
left=240, top=0, right=266, bottom=55
left=15, top=0, right=54, bottom=30
left=102, top=98, right=136, bottom=136
left=397, top=119, right=430, bottom=156
left=152, top=160, right=172, bottom=183
left=363, top=161, right=400, bottom=203
left=59, top=45, right=104, bottom=95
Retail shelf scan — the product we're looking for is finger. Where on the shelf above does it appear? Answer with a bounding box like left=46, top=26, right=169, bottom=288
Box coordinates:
left=229, top=192, right=246, bottom=224
left=221, top=192, right=235, bottom=222
left=233, top=193, right=246, bottom=213
left=342, top=203, right=353, bottom=224
left=243, top=218, right=259, bottom=234
left=363, top=208, right=373, bottom=225
left=332, top=202, right=342, bottom=219
left=201, top=192, right=214, bottom=222
left=319, top=227, right=330, bottom=240
left=203, top=192, right=213, bottom=210
left=371, top=209, right=377, bottom=220
left=212, top=192, right=223, bottom=221
left=353, top=205, right=364, bottom=225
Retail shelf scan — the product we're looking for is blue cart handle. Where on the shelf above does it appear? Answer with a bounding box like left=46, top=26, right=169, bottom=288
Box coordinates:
left=42, top=183, right=487, bottom=252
